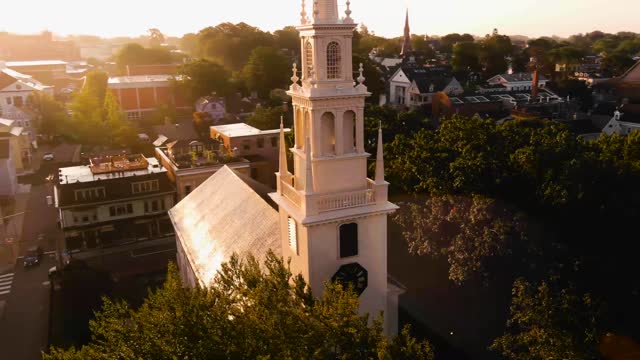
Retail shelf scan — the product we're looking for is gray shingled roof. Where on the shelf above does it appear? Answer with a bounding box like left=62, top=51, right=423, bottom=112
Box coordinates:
left=168, top=166, right=281, bottom=285
left=499, top=72, right=548, bottom=82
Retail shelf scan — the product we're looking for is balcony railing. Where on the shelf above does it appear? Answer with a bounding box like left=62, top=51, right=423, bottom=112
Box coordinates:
left=316, top=189, right=375, bottom=212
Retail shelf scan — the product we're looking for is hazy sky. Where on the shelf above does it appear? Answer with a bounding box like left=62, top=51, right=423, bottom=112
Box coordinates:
left=1, top=0, right=638, bottom=39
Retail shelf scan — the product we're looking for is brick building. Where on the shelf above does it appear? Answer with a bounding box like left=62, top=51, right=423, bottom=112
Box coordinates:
left=108, top=75, right=191, bottom=120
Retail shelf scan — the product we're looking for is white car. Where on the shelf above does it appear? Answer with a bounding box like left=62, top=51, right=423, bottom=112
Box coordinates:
left=42, top=153, right=55, bottom=161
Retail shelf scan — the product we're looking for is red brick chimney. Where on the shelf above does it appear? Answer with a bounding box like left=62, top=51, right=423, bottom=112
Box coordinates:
left=531, top=69, right=539, bottom=98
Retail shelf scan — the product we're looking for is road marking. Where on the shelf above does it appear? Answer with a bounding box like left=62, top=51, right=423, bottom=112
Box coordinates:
left=130, top=248, right=175, bottom=258
left=0, top=290, right=10, bottom=296
left=0, top=286, right=10, bottom=291
left=44, top=251, right=57, bottom=255
left=0, top=273, right=14, bottom=279
left=42, top=281, right=50, bottom=286
left=0, top=281, right=12, bottom=287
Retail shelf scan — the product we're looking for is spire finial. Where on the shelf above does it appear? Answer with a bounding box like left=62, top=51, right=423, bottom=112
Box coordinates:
left=375, top=123, right=385, bottom=184
left=291, top=63, right=299, bottom=85
left=313, top=0, right=319, bottom=20
left=301, top=0, right=308, bottom=24
left=345, top=0, right=352, bottom=21
left=304, top=136, right=314, bottom=193
left=357, top=63, right=365, bottom=85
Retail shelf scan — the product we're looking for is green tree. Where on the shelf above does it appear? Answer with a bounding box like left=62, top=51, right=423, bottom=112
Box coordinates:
left=480, top=33, right=513, bottom=76
left=194, top=22, right=273, bottom=71
left=242, top=46, right=290, bottom=99
left=147, top=28, right=165, bottom=48
left=452, top=42, right=482, bottom=73
left=115, top=43, right=174, bottom=74
left=246, top=106, right=285, bottom=130
left=174, top=59, right=232, bottom=101
left=490, top=278, right=603, bottom=359
left=394, top=195, right=528, bottom=284
left=440, top=33, right=475, bottom=53
left=45, top=253, right=433, bottom=360
left=28, top=93, right=68, bottom=139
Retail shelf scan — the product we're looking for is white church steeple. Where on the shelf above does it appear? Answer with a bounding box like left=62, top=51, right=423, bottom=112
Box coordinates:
left=271, top=0, right=400, bottom=335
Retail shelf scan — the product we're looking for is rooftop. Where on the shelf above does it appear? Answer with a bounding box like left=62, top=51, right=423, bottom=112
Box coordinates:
left=211, top=123, right=287, bottom=138
left=6, top=60, right=68, bottom=67
left=108, top=74, right=176, bottom=85
left=59, top=156, right=165, bottom=185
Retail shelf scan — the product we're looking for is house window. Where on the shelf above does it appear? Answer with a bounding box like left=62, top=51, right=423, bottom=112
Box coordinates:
left=304, top=41, right=313, bottom=79
left=151, top=200, right=159, bottom=212
left=242, top=140, right=251, bottom=151
left=131, top=180, right=159, bottom=194
left=74, top=187, right=106, bottom=201
left=109, top=204, right=133, bottom=217
left=257, top=138, right=265, bottom=149
left=13, top=97, right=23, bottom=107
left=271, top=137, right=278, bottom=147
left=396, top=86, right=406, bottom=105
left=327, top=41, right=341, bottom=79
left=127, top=112, right=141, bottom=120
left=339, top=223, right=358, bottom=258
left=288, top=217, right=298, bottom=255
left=6, top=98, right=12, bottom=105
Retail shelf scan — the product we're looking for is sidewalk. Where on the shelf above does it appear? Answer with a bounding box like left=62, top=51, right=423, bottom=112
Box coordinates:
left=1, top=192, right=30, bottom=265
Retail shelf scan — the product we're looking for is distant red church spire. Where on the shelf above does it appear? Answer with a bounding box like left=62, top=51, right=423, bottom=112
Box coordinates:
left=400, top=9, right=413, bottom=59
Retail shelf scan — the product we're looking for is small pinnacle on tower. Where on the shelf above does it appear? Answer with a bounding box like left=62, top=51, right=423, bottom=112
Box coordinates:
left=291, top=63, right=299, bottom=85
left=357, top=63, right=365, bottom=85
left=301, top=0, right=308, bottom=24
left=375, top=122, right=385, bottom=184
left=278, top=116, right=288, bottom=177
left=345, top=0, right=353, bottom=22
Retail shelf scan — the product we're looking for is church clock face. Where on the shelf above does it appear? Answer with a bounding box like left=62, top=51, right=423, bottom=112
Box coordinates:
left=332, top=263, right=368, bottom=296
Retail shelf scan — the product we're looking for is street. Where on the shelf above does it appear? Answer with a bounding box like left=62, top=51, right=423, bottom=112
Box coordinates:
left=0, top=145, right=77, bottom=360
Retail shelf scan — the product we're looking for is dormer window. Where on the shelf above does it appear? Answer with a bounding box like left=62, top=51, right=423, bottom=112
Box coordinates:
left=327, top=41, right=341, bottom=79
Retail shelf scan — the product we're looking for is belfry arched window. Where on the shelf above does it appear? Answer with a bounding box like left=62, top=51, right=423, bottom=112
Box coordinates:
left=327, top=41, right=341, bottom=79
left=304, top=41, right=313, bottom=79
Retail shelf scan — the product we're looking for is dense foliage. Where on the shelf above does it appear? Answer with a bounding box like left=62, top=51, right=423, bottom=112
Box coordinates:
left=45, top=253, right=433, bottom=360
left=66, top=71, right=138, bottom=147
left=490, top=278, right=603, bottom=359
left=394, top=195, right=528, bottom=284
left=379, top=113, right=640, bottom=356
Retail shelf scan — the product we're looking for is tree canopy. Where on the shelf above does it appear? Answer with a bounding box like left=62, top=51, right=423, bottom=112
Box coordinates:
left=45, top=253, right=433, bottom=360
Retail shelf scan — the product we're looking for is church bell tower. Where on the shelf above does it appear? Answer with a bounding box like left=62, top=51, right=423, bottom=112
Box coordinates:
left=270, top=0, right=401, bottom=334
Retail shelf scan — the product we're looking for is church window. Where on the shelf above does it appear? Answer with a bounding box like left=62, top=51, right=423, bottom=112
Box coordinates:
left=304, top=41, right=313, bottom=79
left=342, top=111, right=356, bottom=154
left=339, top=223, right=358, bottom=258
left=321, top=112, right=336, bottom=156
left=327, top=41, right=341, bottom=79
left=288, top=217, right=298, bottom=255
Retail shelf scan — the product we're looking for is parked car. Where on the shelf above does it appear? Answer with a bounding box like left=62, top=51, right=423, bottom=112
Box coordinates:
left=23, top=245, right=43, bottom=267
left=42, top=152, right=55, bottom=161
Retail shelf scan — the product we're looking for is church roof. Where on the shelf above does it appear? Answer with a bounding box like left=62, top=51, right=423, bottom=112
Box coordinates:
left=0, top=139, right=10, bottom=159
left=168, top=166, right=281, bottom=286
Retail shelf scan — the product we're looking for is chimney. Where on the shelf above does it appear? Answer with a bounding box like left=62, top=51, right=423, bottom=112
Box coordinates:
left=531, top=69, right=539, bottom=98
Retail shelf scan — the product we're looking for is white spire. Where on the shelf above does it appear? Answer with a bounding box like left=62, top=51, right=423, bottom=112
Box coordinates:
left=278, top=116, right=288, bottom=176
left=375, top=122, right=385, bottom=184
left=314, top=0, right=339, bottom=23
left=304, top=136, right=314, bottom=193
